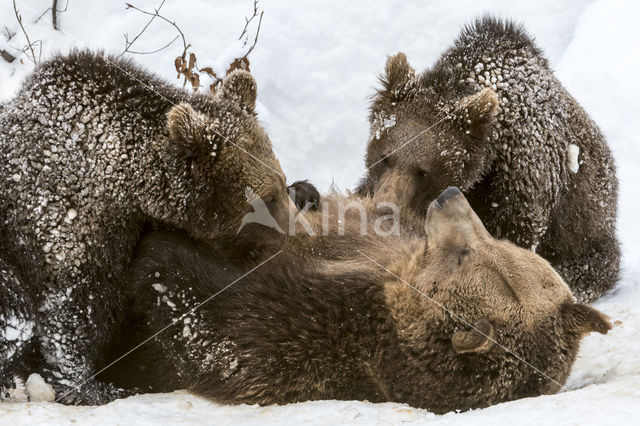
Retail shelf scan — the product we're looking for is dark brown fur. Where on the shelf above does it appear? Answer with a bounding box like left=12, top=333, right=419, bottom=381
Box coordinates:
left=102, top=189, right=610, bottom=413
left=0, top=50, right=296, bottom=404
left=357, top=17, right=620, bottom=302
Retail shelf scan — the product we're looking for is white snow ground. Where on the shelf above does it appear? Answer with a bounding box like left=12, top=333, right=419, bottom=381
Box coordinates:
left=1, top=0, right=640, bottom=424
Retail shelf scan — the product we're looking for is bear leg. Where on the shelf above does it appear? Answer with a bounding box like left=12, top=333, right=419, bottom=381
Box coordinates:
left=551, top=239, right=621, bottom=303
left=37, top=278, right=134, bottom=405
left=0, top=259, right=37, bottom=396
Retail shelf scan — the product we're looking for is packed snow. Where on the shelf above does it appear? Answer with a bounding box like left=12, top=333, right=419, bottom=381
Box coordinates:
left=567, top=144, right=580, bottom=174
left=24, top=374, right=55, bottom=403
left=1, top=0, right=640, bottom=424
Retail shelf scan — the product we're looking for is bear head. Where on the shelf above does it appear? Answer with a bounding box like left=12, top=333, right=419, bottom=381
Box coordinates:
left=383, top=187, right=610, bottom=412
left=155, top=70, right=297, bottom=249
left=361, top=53, right=498, bottom=215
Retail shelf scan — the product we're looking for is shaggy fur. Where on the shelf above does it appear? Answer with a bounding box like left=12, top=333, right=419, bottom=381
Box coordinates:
left=357, top=17, right=620, bottom=302
left=0, top=50, right=294, bottom=404
left=0, top=238, right=41, bottom=396
left=101, top=189, right=610, bottom=413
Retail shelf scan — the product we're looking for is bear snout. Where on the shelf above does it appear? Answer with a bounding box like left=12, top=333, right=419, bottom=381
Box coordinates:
left=371, top=168, right=416, bottom=211
left=426, top=187, right=492, bottom=247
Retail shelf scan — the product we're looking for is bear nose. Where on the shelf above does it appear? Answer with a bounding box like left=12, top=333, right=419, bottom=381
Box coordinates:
left=434, top=186, right=462, bottom=209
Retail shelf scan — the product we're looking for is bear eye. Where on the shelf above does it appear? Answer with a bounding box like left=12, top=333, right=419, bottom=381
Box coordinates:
left=183, top=147, right=195, bottom=160
left=378, top=155, right=390, bottom=166
left=417, top=169, right=430, bottom=180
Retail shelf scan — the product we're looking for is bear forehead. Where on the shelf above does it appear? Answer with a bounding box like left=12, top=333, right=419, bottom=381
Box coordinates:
left=423, top=239, right=572, bottom=322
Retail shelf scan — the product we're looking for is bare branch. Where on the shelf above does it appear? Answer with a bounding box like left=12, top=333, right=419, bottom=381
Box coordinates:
left=120, top=0, right=166, bottom=57
left=125, top=2, right=188, bottom=54
left=124, top=1, right=196, bottom=89
left=244, top=10, right=263, bottom=56
left=126, top=35, right=179, bottom=55
left=198, top=1, right=264, bottom=94
left=52, top=0, right=58, bottom=30
left=35, top=0, right=68, bottom=29
left=121, top=0, right=264, bottom=94
left=12, top=0, right=37, bottom=65
left=4, top=26, right=16, bottom=41
left=238, top=0, right=260, bottom=40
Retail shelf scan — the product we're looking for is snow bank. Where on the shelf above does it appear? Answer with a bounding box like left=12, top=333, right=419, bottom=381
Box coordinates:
left=1, top=0, right=640, bottom=424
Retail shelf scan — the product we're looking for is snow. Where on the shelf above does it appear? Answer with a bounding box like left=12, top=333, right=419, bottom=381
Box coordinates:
left=1, top=314, right=34, bottom=343
left=567, top=144, right=580, bottom=174
left=25, top=374, right=55, bottom=403
left=2, top=0, right=640, bottom=424
left=152, top=283, right=167, bottom=293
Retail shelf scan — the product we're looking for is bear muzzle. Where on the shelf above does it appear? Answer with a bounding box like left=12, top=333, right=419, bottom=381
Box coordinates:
left=425, top=187, right=492, bottom=248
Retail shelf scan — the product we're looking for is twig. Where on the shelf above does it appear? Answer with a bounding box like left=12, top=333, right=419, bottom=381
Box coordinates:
left=4, top=26, right=16, bottom=41
left=238, top=0, right=260, bottom=40
left=125, top=2, right=188, bottom=55
left=12, top=0, right=37, bottom=65
left=120, top=0, right=166, bottom=57
left=126, top=35, right=179, bottom=55
left=35, top=0, right=68, bottom=29
left=122, top=0, right=264, bottom=94
left=244, top=10, right=263, bottom=56
left=237, top=0, right=263, bottom=56
left=124, top=2, right=194, bottom=88
left=196, top=1, right=264, bottom=94
left=52, top=0, right=58, bottom=30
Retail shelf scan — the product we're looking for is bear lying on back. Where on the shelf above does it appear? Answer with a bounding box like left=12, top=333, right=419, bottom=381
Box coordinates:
left=358, top=17, right=620, bottom=302
left=102, top=188, right=610, bottom=414
left=0, top=50, right=296, bottom=403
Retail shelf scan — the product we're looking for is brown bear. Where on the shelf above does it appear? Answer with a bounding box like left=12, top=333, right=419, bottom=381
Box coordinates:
left=0, top=239, right=40, bottom=396
left=0, top=50, right=296, bottom=404
left=100, top=187, right=610, bottom=413
left=356, top=17, right=620, bottom=303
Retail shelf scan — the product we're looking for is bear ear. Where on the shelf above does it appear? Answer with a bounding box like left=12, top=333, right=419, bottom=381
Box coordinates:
left=455, top=88, right=499, bottom=141
left=167, top=103, right=221, bottom=159
left=451, top=318, right=495, bottom=354
left=219, top=70, right=258, bottom=113
left=561, top=302, right=612, bottom=336
left=382, top=52, right=415, bottom=97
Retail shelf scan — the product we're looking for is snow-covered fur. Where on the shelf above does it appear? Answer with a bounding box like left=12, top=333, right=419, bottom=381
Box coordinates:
left=0, top=242, right=39, bottom=396
left=357, top=17, right=619, bottom=303
left=0, top=50, right=293, bottom=404
left=102, top=189, right=610, bottom=414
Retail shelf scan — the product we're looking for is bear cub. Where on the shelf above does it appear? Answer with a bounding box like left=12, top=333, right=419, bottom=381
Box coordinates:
left=358, top=17, right=620, bottom=302
left=0, top=50, right=295, bottom=404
